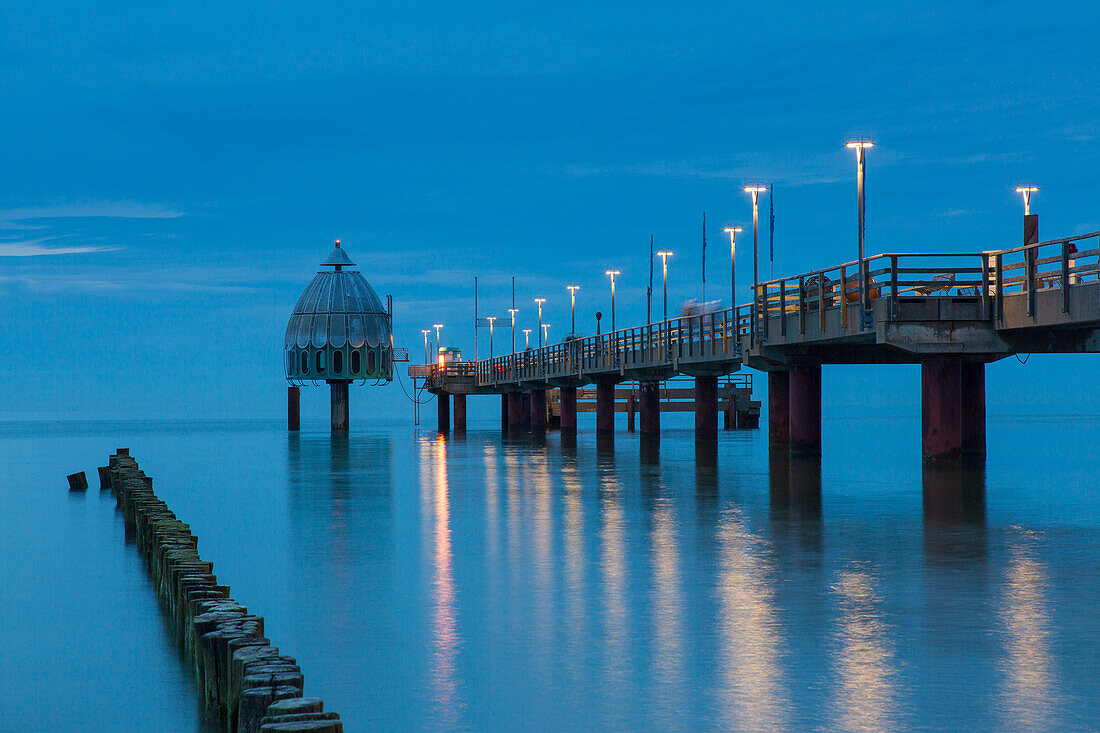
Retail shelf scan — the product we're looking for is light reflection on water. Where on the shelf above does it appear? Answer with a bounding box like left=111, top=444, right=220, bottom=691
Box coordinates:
left=4, top=415, right=1099, bottom=730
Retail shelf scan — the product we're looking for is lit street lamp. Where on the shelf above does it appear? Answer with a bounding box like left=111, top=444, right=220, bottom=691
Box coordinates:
left=486, top=316, right=497, bottom=358
left=534, top=298, right=546, bottom=347
left=508, top=308, right=518, bottom=354
left=542, top=323, right=551, bottom=344
left=1015, top=185, right=1039, bottom=215
left=523, top=328, right=532, bottom=350
left=722, top=228, right=742, bottom=309
left=421, top=329, right=430, bottom=364
left=566, top=285, right=580, bottom=335
left=433, top=324, right=443, bottom=365
left=655, top=252, right=672, bottom=322
left=605, top=270, right=621, bottom=332
left=846, top=137, right=874, bottom=317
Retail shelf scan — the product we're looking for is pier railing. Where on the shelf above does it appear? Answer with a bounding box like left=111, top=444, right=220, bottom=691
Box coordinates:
left=464, top=231, right=1100, bottom=388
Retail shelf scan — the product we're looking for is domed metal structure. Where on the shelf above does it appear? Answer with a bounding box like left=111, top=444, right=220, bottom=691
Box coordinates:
left=284, top=240, right=393, bottom=431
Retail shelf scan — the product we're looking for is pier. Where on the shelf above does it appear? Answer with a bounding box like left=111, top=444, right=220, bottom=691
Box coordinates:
left=415, top=228, right=1100, bottom=461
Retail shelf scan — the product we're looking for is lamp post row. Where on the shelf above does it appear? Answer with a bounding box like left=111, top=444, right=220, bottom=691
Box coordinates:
left=434, top=137, right=1041, bottom=360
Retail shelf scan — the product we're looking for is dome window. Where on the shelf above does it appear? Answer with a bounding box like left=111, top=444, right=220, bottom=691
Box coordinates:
left=301, top=351, right=309, bottom=375
left=316, top=350, right=326, bottom=375
left=333, top=349, right=344, bottom=375
left=366, top=349, right=377, bottom=375
left=351, top=349, right=362, bottom=375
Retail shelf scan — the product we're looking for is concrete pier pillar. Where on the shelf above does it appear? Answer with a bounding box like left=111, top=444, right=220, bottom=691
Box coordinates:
left=560, top=387, right=577, bottom=433
left=694, top=376, right=718, bottom=440
left=639, top=381, right=661, bottom=436
left=287, top=387, right=300, bottom=432
left=596, top=381, right=615, bottom=434
left=508, top=392, right=524, bottom=431
left=960, top=361, right=986, bottom=457
left=520, top=392, right=531, bottom=429
left=768, top=371, right=790, bottom=444
left=626, top=395, right=637, bottom=432
left=436, top=393, right=450, bottom=433
left=530, top=389, right=547, bottom=431
left=501, top=394, right=509, bottom=431
left=329, top=381, right=349, bottom=432
left=789, top=366, right=821, bottom=455
left=453, top=394, right=467, bottom=432
left=922, top=355, right=962, bottom=461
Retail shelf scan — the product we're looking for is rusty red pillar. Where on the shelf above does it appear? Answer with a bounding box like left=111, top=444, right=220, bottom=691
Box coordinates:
left=922, top=355, right=962, bottom=461
left=508, top=392, right=524, bottom=431
left=287, top=386, right=300, bottom=432
left=960, top=361, right=986, bottom=457
left=436, top=392, right=450, bottom=433
left=560, top=387, right=577, bottom=433
left=695, top=376, right=718, bottom=441
left=530, top=389, right=547, bottom=431
left=453, top=394, right=467, bottom=432
left=639, top=381, right=661, bottom=436
left=500, top=394, right=509, bottom=432
left=330, top=380, right=349, bottom=432
left=768, top=371, right=790, bottom=444
left=788, top=365, right=821, bottom=455
left=596, top=381, right=615, bottom=434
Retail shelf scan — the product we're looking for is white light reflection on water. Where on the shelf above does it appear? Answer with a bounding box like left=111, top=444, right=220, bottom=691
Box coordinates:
left=999, top=531, right=1060, bottom=730
left=830, top=566, right=898, bottom=733
left=561, top=450, right=588, bottom=667
left=716, top=507, right=790, bottom=731
left=598, top=455, right=630, bottom=701
left=420, top=434, right=463, bottom=728
left=649, top=503, right=686, bottom=721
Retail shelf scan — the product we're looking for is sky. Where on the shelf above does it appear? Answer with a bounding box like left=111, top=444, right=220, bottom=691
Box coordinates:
left=1, top=0, right=1099, bottom=421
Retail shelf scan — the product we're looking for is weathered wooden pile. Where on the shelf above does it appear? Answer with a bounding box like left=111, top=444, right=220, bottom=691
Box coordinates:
left=100, top=449, right=345, bottom=732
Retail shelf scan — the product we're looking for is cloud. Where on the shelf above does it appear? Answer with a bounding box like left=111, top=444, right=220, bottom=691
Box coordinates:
left=0, top=200, right=184, bottom=223
left=0, top=240, right=119, bottom=257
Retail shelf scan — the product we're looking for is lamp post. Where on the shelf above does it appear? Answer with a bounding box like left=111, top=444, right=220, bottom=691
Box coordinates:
left=508, top=308, right=518, bottom=354
left=486, top=316, right=497, bottom=358
left=722, top=228, right=742, bottom=309
left=743, top=186, right=767, bottom=337
left=655, top=252, right=672, bottom=322
left=523, top=329, right=532, bottom=350
left=566, top=285, right=580, bottom=335
left=542, top=323, right=550, bottom=344
left=846, top=138, right=874, bottom=318
left=433, top=324, right=443, bottom=366
left=421, top=329, right=430, bottom=364
left=534, top=298, right=546, bottom=347
left=605, top=270, right=620, bottom=333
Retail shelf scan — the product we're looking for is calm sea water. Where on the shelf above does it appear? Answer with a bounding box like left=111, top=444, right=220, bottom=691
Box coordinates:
left=1, top=412, right=1098, bottom=731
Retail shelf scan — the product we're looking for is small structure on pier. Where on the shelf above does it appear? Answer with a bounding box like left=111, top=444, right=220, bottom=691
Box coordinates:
left=284, top=240, right=395, bottom=432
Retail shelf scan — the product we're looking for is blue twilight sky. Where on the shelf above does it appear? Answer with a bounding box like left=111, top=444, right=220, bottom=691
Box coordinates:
left=1, top=1, right=1098, bottom=421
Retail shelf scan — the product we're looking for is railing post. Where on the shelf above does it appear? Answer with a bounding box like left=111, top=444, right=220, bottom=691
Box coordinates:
left=818, top=275, right=826, bottom=332
left=779, top=280, right=787, bottom=337
left=840, top=266, right=848, bottom=330
left=995, top=253, right=1004, bottom=322
left=981, top=253, right=991, bottom=321
left=798, top=276, right=806, bottom=335
left=1062, top=240, right=1070, bottom=314
left=890, top=256, right=898, bottom=322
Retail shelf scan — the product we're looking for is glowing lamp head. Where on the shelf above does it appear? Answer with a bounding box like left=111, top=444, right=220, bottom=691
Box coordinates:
left=722, top=227, right=742, bottom=235
left=845, top=136, right=875, bottom=149
left=1015, top=186, right=1039, bottom=194
left=743, top=184, right=767, bottom=194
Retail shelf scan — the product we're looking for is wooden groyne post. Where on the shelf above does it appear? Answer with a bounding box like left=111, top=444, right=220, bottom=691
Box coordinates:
left=100, top=451, right=345, bottom=733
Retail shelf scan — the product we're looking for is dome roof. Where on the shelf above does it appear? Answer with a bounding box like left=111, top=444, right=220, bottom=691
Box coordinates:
left=284, top=241, right=392, bottom=350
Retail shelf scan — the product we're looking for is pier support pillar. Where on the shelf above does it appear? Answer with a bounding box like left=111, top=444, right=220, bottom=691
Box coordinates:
left=596, top=381, right=615, bottom=434
left=508, top=392, right=524, bottom=431
left=530, top=389, right=547, bottom=431
left=789, top=366, right=821, bottom=455
left=640, top=381, right=661, bottom=436
left=922, top=355, right=962, bottom=461
left=287, top=386, right=300, bottom=432
left=960, top=362, right=986, bottom=457
left=501, top=394, right=509, bottom=432
left=695, top=376, right=718, bottom=441
left=329, top=380, right=349, bottom=432
left=453, top=394, right=467, bottom=432
left=560, top=387, right=577, bottom=433
left=436, top=392, right=450, bottom=433
left=769, top=371, right=790, bottom=444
